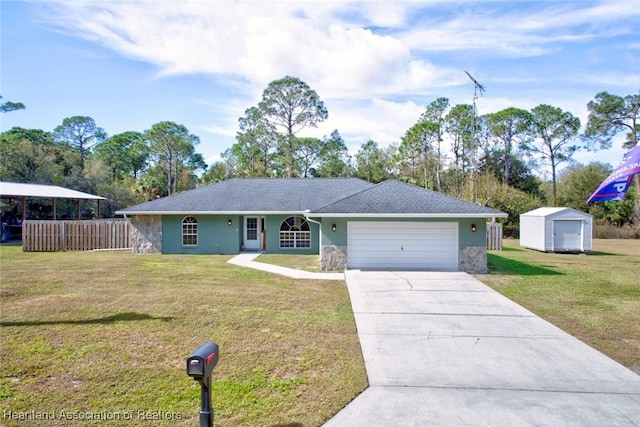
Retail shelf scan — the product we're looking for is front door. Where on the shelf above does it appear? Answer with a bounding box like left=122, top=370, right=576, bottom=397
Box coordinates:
left=244, top=216, right=261, bottom=251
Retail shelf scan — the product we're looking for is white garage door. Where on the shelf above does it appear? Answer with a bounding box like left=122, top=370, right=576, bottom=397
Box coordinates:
left=347, top=221, right=459, bottom=270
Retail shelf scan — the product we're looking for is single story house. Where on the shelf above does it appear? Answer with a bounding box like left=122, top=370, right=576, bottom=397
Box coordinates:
left=116, top=178, right=507, bottom=273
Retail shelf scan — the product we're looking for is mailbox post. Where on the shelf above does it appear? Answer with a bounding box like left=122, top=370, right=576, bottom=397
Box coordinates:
left=186, top=342, right=219, bottom=427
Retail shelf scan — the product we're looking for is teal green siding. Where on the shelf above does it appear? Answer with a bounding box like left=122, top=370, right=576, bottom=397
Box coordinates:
left=163, top=215, right=241, bottom=254
left=320, top=218, right=348, bottom=246
left=315, top=217, right=487, bottom=249
left=263, top=215, right=319, bottom=255
left=162, top=214, right=319, bottom=255
left=161, top=215, right=485, bottom=255
left=458, top=218, right=486, bottom=246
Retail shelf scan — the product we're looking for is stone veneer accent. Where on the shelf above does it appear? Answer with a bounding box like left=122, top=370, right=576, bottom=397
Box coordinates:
left=130, top=215, right=162, bottom=254
left=322, top=244, right=488, bottom=273
left=321, top=245, right=347, bottom=271
left=459, top=246, right=487, bottom=274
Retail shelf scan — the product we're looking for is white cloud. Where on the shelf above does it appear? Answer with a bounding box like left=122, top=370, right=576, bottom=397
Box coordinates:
left=399, top=0, right=640, bottom=57
left=45, top=0, right=637, bottom=101
left=38, top=0, right=638, bottom=169
left=306, top=97, right=424, bottom=153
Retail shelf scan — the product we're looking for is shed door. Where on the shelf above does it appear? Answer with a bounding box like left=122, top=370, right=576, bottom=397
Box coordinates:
left=347, top=221, right=458, bottom=270
left=553, top=220, right=582, bottom=251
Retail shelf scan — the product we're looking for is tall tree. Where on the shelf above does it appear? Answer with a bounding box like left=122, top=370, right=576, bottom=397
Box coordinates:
left=445, top=104, right=474, bottom=195
left=557, top=162, right=612, bottom=213
left=480, top=152, right=542, bottom=197
left=486, top=107, right=532, bottom=185
left=144, top=121, right=202, bottom=196
left=0, top=127, right=81, bottom=185
left=354, top=140, right=390, bottom=183
left=201, top=161, right=233, bottom=184
left=522, top=105, right=580, bottom=205
left=296, top=137, right=324, bottom=178
left=399, top=121, right=438, bottom=188
left=313, top=130, right=352, bottom=177
left=53, top=116, right=106, bottom=164
left=1, top=127, right=54, bottom=146
left=399, top=98, right=449, bottom=190
left=93, top=131, right=149, bottom=181
left=584, top=91, right=640, bottom=221
left=584, top=91, right=640, bottom=149
left=257, top=76, right=328, bottom=177
left=0, top=96, right=25, bottom=113
left=421, top=98, right=449, bottom=191
left=232, top=106, right=279, bottom=177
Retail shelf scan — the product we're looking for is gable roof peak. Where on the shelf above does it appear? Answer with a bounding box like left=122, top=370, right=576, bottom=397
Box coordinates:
left=312, top=178, right=506, bottom=216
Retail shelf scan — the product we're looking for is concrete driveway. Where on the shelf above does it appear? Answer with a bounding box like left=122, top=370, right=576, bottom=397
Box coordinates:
left=324, top=270, right=640, bottom=426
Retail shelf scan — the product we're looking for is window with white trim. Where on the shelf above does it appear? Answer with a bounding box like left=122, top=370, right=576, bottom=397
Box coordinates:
left=182, top=216, right=198, bottom=246
left=279, top=216, right=311, bottom=248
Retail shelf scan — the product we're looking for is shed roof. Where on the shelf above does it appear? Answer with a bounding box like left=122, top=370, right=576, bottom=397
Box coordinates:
left=522, top=207, right=591, bottom=218
left=0, top=182, right=105, bottom=200
left=312, top=180, right=507, bottom=217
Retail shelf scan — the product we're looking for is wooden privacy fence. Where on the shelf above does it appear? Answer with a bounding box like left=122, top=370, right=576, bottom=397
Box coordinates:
left=486, top=222, right=503, bottom=250
left=22, top=219, right=131, bottom=252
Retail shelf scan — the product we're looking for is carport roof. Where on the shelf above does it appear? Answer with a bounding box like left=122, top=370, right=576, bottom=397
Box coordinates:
left=0, top=182, right=105, bottom=200
left=311, top=180, right=507, bottom=217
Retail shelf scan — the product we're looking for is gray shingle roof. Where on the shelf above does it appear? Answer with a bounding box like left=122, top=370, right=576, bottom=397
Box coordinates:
left=117, top=178, right=375, bottom=213
left=311, top=180, right=506, bottom=216
left=117, top=178, right=507, bottom=217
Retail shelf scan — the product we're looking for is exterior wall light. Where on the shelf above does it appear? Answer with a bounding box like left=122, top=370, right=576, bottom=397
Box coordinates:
left=471, top=224, right=477, bottom=232
left=331, top=224, right=337, bottom=232
left=228, top=219, right=232, bottom=226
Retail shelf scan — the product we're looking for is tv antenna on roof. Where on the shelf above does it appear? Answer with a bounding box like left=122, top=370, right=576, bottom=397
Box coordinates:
left=465, top=71, right=485, bottom=204
left=465, top=71, right=486, bottom=100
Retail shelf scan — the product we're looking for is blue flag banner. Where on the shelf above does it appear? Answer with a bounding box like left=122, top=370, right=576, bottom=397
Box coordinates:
left=587, top=144, right=640, bottom=203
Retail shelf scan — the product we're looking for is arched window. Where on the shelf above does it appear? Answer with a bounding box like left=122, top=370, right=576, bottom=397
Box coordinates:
left=279, top=216, right=311, bottom=248
left=182, top=216, right=198, bottom=246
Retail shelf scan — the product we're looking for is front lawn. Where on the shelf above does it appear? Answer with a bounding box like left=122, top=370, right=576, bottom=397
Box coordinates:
left=0, top=247, right=367, bottom=426
left=477, top=239, right=640, bottom=373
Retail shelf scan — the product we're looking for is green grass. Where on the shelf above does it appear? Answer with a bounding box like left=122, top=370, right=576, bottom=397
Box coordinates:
left=4, top=238, right=637, bottom=425
left=0, top=248, right=367, bottom=426
left=476, top=239, right=640, bottom=372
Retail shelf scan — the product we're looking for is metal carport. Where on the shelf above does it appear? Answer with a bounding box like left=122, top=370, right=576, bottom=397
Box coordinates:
left=1, top=182, right=106, bottom=239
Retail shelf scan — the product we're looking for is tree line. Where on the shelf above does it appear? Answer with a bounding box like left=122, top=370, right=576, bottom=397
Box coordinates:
left=1, top=79, right=638, bottom=235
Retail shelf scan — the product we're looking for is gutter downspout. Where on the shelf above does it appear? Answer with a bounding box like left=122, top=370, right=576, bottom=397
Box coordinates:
left=304, top=210, right=322, bottom=261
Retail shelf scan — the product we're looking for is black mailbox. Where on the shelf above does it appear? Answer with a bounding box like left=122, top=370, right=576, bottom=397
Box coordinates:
left=187, top=341, right=219, bottom=380
left=186, top=341, right=219, bottom=427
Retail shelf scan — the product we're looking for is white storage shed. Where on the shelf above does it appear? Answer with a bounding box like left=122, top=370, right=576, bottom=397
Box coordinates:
left=520, top=207, right=592, bottom=253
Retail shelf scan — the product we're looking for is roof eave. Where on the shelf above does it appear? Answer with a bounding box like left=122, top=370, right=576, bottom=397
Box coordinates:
left=306, top=212, right=509, bottom=218
left=115, top=210, right=311, bottom=216
left=115, top=210, right=509, bottom=219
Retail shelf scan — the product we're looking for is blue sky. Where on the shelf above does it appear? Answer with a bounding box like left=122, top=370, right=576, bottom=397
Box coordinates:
left=1, top=0, right=639, bottom=178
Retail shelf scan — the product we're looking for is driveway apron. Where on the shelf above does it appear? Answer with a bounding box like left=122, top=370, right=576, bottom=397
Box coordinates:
left=324, top=270, right=640, bottom=426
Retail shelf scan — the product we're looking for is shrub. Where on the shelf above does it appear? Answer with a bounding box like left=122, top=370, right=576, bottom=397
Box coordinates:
left=593, top=223, right=640, bottom=239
